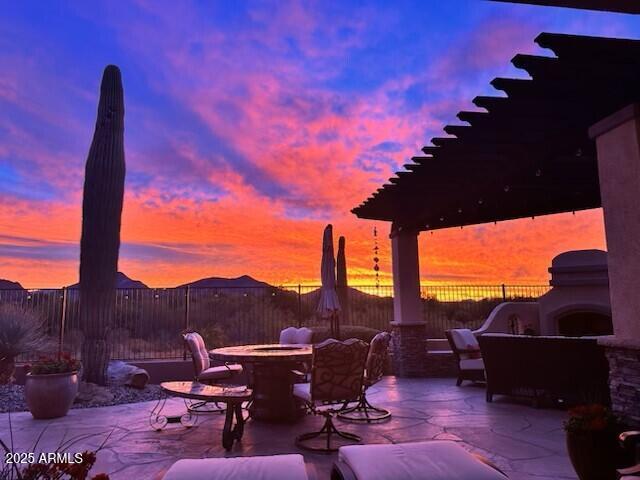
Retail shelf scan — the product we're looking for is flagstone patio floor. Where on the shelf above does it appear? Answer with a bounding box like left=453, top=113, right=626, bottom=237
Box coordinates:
left=1, top=377, right=576, bottom=479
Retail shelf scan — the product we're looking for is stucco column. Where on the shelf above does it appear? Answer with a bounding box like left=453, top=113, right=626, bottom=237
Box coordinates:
left=589, top=103, right=640, bottom=425
left=389, top=225, right=427, bottom=377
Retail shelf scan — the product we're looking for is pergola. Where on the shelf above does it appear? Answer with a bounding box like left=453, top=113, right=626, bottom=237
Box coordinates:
left=353, top=33, right=640, bottom=231
left=352, top=30, right=640, bottom=419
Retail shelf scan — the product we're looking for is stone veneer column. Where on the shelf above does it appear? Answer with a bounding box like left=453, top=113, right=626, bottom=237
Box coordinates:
left=389, top=225, right=427, bottom=377
left=589, top=103, right=640, bottom=426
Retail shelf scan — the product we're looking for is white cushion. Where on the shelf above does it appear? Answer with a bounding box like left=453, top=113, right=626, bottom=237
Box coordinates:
left=293, top=382, right=311, bottom=402
left=163, top=454, right=309, bottom=480
left=294, top=327, right=313, bottom=344
left=280, top=327, right=299, bottom=344
left=459, top=358, right=485, bottom=371
left=338, top=441, right=505, bottom=480
left=198, top=363, right=243, bottom=381
left=450, top=329, right=479, bottom=351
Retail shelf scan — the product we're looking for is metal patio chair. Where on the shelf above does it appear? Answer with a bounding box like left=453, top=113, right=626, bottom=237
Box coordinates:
left=293, top=338, right=368, bottom=452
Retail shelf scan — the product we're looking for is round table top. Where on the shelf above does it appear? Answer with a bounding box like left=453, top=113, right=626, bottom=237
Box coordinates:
left=160, top=381, right=252, bottom=402
left=209, top=343, right=312, bottom=363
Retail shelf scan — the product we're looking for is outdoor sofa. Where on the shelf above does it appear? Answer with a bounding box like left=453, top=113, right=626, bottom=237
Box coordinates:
left=479, top=333, right=610, bottom=406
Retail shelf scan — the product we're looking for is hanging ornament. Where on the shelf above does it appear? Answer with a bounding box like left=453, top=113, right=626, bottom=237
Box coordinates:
left=373, top=226, right=380, bottom=289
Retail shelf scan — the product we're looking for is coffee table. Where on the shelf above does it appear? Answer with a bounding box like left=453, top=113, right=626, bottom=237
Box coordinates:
left=152, top=381, right=252, bottom=450
left=210, top=344, right=312, bottom=423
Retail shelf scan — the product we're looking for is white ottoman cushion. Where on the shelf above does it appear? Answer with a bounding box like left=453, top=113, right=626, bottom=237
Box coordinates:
left=338, top=441, right=505, bottom=480
left=163, top=454, right=309, bottom=480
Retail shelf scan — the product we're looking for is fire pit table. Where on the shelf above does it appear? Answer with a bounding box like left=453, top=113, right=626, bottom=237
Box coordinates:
left=209, top=344, right=312, bottom=423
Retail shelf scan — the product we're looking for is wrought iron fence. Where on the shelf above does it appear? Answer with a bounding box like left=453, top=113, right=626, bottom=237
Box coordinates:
left=0, top=284, right=549, bottom=361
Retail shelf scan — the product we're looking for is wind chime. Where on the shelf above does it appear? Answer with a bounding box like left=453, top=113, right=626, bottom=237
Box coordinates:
left=373, top=226, right=380, bottom=289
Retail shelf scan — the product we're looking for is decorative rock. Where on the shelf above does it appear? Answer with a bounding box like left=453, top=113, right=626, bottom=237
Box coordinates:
left=108, top=361, right=150, bottom=389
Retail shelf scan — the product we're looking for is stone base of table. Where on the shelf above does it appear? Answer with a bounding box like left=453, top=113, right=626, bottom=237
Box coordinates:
left=250, top=363, right=306, bottom=422
left=390, top=322, right=427, bottom=377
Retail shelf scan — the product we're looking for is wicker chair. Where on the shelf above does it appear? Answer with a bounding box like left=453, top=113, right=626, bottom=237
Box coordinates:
left=293, top=338, right=368, bottom=452
left=445, top=329, right=485, bottom=386
left=338, top=331, right=391, bottom=423
left=182, top=331, right=244, bottom=412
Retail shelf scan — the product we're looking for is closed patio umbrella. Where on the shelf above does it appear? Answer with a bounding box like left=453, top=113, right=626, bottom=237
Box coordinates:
left=317, top=224, right=341, bottom=338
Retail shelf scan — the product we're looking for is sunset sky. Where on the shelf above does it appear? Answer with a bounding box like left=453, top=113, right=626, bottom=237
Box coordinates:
left=1, top=1, right=638, bottom=289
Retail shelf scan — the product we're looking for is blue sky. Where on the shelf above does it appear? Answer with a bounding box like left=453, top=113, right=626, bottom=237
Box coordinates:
left=1, top=1, right=638, bottom=287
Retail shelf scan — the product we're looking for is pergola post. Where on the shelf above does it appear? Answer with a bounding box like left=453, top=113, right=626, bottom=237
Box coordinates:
left=389, top=225, right=427, bottom=377
left=589, top=103, right=640, bottom=425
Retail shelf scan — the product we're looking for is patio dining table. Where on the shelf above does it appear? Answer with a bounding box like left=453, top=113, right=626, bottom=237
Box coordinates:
left=210, top=343, right=312, bottom=423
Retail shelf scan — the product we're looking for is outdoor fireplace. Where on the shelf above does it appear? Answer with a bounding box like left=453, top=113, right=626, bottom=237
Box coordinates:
left=477, top=249, right=612, bottom=337
left=538, top=249, right=611, bottom=336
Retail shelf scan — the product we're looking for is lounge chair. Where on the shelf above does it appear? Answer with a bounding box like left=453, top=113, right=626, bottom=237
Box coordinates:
left=445, top=329, right=485, bottom=386
left=294, top=338, right=368, bottom=452
left=163, top=454, right=311, bottom=480
left=331, top=441, right=508, bottom=480
left=338, top=331, right=391, bottom=423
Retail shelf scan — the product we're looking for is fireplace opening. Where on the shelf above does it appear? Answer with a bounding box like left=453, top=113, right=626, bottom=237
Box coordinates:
left=556, top=311, right=613, bottom=337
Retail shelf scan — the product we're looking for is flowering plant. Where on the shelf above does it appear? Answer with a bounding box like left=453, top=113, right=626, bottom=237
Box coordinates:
left=26, top=353, right=81, bottom=375
left=564, top=404, right=619, bottom=434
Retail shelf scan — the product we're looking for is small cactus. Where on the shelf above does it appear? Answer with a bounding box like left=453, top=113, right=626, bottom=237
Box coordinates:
left=336, top=236, right=349, bottom=325
left=79, top=65, right=126, bottom=385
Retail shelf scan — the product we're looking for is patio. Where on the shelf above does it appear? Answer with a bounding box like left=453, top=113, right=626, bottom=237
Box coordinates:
left=2, top=377, right=576, bottom=479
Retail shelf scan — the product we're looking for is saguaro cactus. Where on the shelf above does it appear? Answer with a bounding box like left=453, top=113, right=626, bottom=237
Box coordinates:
left=79, top=65, right=126, bottom=385
left=336, top=236, right=349, bottom=325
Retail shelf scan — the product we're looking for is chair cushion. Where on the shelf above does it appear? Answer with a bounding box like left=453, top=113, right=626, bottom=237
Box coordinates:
left=280, top=327, right=299, bottom=345
left=184, top=332, right=210, bottom=375
left=459, top=358, right=484, bottom=371
left=338, top=441, right=506, bottom=480
left=450, top=329, right=480, bottom=351
left=198, top=363, right=243, bottom=381
left=162, top=454, right=309, bottom=480
left=295, top=327, right=313, bottom=344
left=293, top=382, right=311, bottom=402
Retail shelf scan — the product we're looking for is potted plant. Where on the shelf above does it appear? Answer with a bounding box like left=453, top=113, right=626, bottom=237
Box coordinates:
left=0, top=304, right=46, bottom=384
left=24, top=353, right=81, bottom=419
left=564, top=404, right=622, bottom=480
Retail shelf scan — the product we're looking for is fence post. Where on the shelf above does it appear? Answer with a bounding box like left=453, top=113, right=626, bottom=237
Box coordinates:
left=297, top=284, right=302, bottom=328
left=501, top=283, right=507, bottom=302
left=183, top=286, right=190, bottom=360
left=58, top=287, right=67, bottom=360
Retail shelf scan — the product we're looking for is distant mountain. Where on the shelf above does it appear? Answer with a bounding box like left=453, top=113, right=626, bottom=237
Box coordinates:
left=68, top=272, right=148, bottom=289
left=0, top=279, right=24, bottom=290
left=177, top=275, right=273, bottom=290
left=301, top=286, right=388, bottom=301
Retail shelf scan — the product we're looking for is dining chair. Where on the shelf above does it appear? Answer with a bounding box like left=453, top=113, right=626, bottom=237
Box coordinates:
left=182, top=331, right=244, bottom=412
left=338, top=331, right=392, bottom=423
left=293, top=338, right=368, bottom=452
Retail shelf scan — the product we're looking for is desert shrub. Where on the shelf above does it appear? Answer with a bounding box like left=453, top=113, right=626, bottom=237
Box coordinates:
left=0, top=304, right=47, bottom=361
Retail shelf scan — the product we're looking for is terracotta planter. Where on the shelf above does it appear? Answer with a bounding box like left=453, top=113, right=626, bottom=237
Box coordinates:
left=566, top=430, right=618, bottom=480
left=25, top=371, right=79, bottom=419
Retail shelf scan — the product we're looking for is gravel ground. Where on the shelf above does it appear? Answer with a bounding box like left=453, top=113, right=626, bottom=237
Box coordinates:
left=0, top=384, right=164, bottom=414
